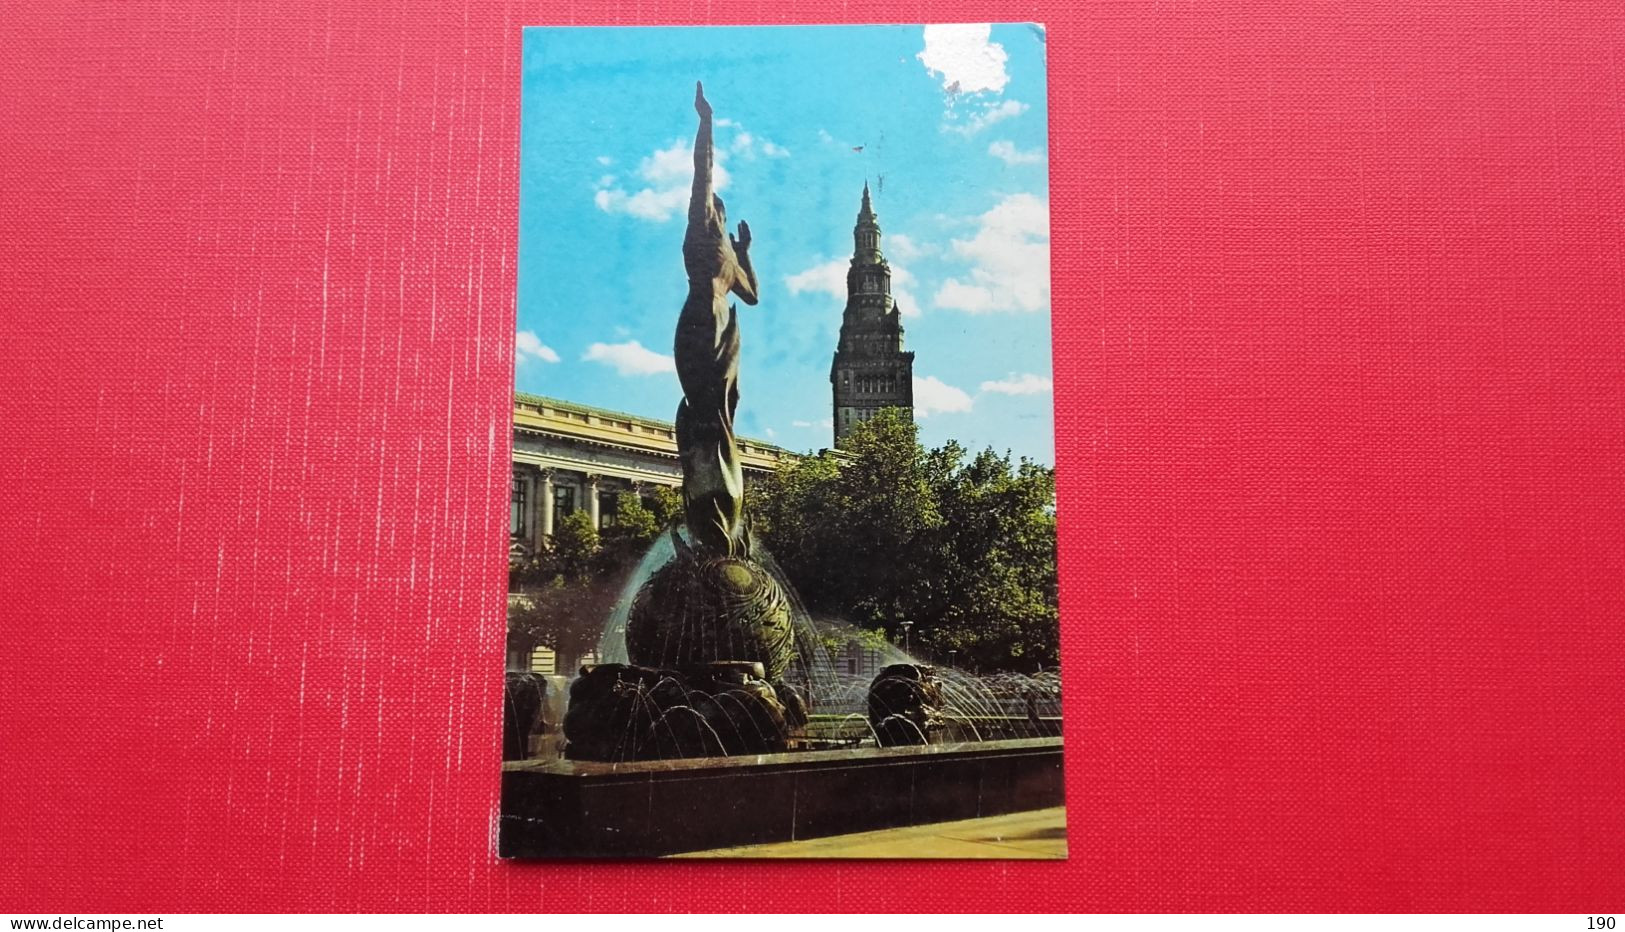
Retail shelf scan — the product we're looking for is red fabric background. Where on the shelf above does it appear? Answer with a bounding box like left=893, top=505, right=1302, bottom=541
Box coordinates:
left=3, top=0, right=1622, bottom=913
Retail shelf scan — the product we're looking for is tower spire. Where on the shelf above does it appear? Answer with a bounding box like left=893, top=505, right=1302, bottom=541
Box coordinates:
left=853, top=181, right=882, bottom=265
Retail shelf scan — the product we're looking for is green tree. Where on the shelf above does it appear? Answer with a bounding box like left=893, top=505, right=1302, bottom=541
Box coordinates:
left=598, top=495, right=658, bottom=564
left=816, top=624, right=892, bottom=658
left=508, top=578, right=604, bottom=675
left=752, top=408, right=1059, bottom=673
left=925, top=450, right=1058, bottom=670
left=751, top=450, right=843, bottom=594
left=642, top=485, right=684, bottom=529
left=507, top=491, right=679, bottom=671
left=551, top=510, right=600, bottom=576
left=825, top=410, right=944, bottom=629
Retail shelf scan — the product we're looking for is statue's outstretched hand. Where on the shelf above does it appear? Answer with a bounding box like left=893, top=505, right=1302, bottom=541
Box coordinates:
left=695, top=81, right=711, bottom=117
left=730, top=220, right=759, bottom=305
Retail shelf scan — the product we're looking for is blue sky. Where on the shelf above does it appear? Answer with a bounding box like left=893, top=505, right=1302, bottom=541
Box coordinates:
left=518, top=24, right=1054, bottom=463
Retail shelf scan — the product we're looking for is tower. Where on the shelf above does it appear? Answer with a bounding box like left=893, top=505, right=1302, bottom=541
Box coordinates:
left=830, top=183, right=915, bottom=447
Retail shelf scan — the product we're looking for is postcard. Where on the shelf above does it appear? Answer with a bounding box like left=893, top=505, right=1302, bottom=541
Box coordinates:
left=501, top=23, right=1061, bottom=858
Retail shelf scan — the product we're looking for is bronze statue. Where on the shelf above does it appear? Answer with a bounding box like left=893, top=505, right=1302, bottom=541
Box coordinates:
left=627, top=81, right=794, bottom=681
left=675, top=81, right=758, bottom=557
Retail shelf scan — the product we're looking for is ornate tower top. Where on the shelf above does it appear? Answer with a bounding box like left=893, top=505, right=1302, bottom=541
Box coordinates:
left=853, top=181, right=882, bottom=265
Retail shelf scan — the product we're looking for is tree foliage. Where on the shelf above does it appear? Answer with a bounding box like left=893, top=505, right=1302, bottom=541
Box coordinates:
left=508, top=490, right=680, bottom=669
left=752, top=409, right=1058, bottom=673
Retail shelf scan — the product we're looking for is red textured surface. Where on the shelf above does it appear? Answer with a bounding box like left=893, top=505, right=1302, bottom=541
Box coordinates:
left=3, top=0, right=1623, bottom=913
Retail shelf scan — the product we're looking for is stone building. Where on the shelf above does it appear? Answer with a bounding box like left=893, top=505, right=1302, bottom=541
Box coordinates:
left=830, top=183, right=915, bottom=447
left=509, top=391, right=797, bottom=549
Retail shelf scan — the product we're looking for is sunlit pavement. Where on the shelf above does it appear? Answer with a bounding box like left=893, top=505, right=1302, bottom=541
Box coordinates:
left=673, top=806, right=1068, bottom=859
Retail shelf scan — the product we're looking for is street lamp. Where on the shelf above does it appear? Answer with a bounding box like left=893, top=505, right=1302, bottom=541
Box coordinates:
left=899, top=620, right=914, bottom=656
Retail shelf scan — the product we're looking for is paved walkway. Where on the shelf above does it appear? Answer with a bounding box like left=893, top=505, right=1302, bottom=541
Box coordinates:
left=674, top=807, right=1068, bottom=859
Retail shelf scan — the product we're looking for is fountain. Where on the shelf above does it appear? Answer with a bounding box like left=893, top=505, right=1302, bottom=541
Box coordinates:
left=868, top=663, right=945, bottom=747
left=499, top=84, right=1063, bottom=856
left=554, top=81, right=806, bottom=763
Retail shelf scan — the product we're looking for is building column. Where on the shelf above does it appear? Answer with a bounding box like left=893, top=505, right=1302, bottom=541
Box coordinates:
left=537, top=469, right=554, bottom=545
left=585, top=474, right=601, bottom=528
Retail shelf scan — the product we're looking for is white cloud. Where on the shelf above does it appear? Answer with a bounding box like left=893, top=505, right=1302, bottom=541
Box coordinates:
left=785, top=259, right=849, bottom=299
left=988, top=140, right=1043, bottom=165
left=726, top=124, right=789, bottom=160
left=786, top=256, right=923, bottom=318
left=581, top=340, right=675, bottom=376
left=515, top=330, right=560, bottom=364
left=886, top=233, right=934, bottom=261
left=596, top=155, right=613, bottom=166
left=945, top=99, right=1030, bottom=136
left=933, top=193, right=1051, bottom=314
left=980, top=373, right=1052, bottom=395
left=913, top=375, right=974, bottom=417
left=890, top=264, right=923, bottom=319
left=918, top=24, right=1011, bottom=95
left=792, top=419, right=814, bottom=428
left=593, top=187, right=682, bottom=222
left=593, top=139, right=731, bottom=222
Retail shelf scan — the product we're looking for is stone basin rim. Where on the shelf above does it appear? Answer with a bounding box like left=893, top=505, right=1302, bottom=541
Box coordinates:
left=503, top=736, right=1063, bottom=777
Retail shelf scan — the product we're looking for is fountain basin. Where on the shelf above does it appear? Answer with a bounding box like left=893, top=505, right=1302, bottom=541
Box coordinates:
left=498, top=736, right=1064, bottom=857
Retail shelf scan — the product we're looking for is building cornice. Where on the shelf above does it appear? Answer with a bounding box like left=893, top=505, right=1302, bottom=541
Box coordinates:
left=513, top=392, right=799, bottom=475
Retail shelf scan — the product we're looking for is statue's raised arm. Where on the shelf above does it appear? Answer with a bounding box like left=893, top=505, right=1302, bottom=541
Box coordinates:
left=683, top=82, right=758, bottom=306
left=674, top=82, right=752, bottom=559
left=689, top=81, right=716, bottom=230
